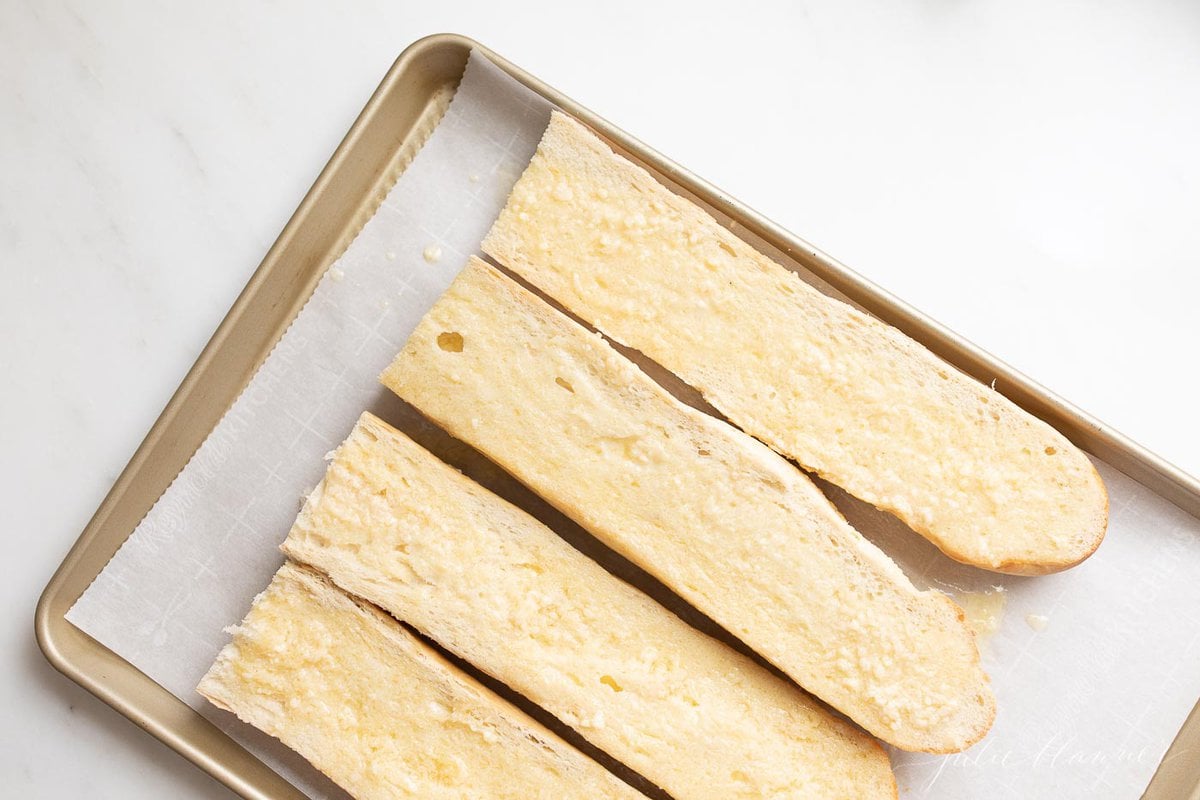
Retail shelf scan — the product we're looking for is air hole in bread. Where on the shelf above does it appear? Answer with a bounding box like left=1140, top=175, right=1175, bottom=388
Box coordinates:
left=437, top=331, right=464, bottom=352
left=697, top=449, right=712, bottom=457
left=718, top=241, right=737, bottom=258
left=1045, top=446, right=1057, bottom=456
left=555, top=377, right=575, bottom=393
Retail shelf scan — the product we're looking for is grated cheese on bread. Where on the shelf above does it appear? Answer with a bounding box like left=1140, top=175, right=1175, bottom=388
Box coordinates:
left=381, top=258, right=994, bottom=753
left=198, top=562, right=643, bottom=799
left=482, top=111, right=1108, bottom=576
left=282, top=412, right=897, bottom=799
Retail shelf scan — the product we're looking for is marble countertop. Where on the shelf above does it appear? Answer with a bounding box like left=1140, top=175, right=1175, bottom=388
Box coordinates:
left=4, top=1, right=1198, bottom=797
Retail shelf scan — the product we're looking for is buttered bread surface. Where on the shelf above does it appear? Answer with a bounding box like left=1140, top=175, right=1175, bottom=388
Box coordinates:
left=198, top=564, right=643, bottom=800
left=483, top=111, right=1107, bottom=575
left=383, top=258, right=993, bottom=753
left=283, top=412, right=896, bottom=799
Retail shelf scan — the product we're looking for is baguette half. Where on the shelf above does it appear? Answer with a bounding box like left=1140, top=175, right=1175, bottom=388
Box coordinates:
left=198, top=562, right=643, bottom=800
left=283, top=412, right=896, bottom=799
left=381, top=258, right=993, bottom=753
left=482, top=111, right=1107, bottom=575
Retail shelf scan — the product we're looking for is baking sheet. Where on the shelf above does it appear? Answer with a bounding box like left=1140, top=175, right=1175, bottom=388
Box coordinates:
left=66, top=52, right=554, bottom=800
left=66, top=51, right=1200, bottom=800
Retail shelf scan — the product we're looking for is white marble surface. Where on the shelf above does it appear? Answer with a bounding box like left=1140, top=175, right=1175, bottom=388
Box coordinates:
left=3, top=1, right=1198, bottom=798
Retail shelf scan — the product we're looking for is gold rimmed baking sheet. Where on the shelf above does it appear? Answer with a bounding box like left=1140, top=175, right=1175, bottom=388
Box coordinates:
left=36, top=34, right=1200, bottom=800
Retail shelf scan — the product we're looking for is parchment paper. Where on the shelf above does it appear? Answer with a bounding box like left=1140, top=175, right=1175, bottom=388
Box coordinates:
left=67, top=52, right=1200, bottom=800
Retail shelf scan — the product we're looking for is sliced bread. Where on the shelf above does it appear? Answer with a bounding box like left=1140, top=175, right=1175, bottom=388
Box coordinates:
left=381, top=258, right=994, bottom=753
left=481, top=111, right=1107, bottom=575
left=283, top=412, right=896, bottom=799
left=198, top=562, right=643, bottom=800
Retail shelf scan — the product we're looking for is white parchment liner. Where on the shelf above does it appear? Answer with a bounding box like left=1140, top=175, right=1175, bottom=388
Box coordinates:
left=68, top=52, right=1200, bottom=800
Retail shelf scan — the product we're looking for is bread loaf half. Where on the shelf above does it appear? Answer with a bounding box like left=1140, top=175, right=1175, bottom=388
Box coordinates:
left=283, top=412, right=896, bottom=799
left=482, top=111, right=1107, bottom=576
left=381, top=258, right=993, bottom=753
left=198, top=562, right=643, bottom=800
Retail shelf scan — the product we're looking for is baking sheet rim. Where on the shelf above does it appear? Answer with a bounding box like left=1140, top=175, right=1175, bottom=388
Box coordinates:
left=34, top=33, right=1200, bottom=800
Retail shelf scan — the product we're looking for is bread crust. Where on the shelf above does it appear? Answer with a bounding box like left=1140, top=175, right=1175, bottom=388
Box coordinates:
left=383, top=258, right=994, bottom=753
left=198, top=562, right=644, bottom=799
left=482, top=111, right=1108, bottom=575
left=283, top=412, right=898, bottom=798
